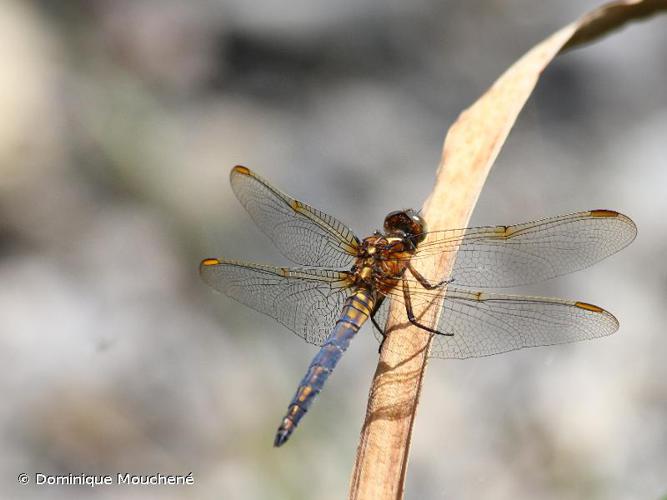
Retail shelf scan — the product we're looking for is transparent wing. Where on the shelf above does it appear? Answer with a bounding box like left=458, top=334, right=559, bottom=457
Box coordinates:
left=230, top=166, right=360, bottom=268
left=200, top=258, right=352, bottom=345
left=372, top=286, right=618, bottom=359
left=386, top=210, right=636, bottom=288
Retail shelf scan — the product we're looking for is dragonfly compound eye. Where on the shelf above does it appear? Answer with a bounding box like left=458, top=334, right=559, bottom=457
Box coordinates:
left=384, top=209, right=427, bottom=244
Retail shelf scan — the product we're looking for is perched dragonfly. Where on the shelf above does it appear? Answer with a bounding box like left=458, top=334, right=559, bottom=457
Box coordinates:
left=200, top=166, right=636, bottom=447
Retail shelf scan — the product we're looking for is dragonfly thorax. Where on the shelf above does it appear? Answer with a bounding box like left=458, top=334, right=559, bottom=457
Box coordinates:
left=352, top=234, right=416, bottom=295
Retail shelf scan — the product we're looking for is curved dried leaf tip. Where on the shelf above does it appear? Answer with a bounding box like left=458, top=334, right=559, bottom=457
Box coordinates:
left=349, top=1, right=667, bottom=499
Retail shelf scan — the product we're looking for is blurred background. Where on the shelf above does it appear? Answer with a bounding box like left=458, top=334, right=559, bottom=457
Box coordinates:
left=0, top=0, right=665, bottom=499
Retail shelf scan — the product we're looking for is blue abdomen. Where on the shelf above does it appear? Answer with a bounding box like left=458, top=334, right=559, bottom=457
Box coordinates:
left=274, top=289, right=375, bottom=447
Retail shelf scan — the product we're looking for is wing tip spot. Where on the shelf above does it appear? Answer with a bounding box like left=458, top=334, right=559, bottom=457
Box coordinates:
left=232, top=165, right=251, bottom=176
left=590, top=209, right=619, bottom=218
left=575, top=301, right=604, bottom=313
left=201, top=258, right=220, bottom=267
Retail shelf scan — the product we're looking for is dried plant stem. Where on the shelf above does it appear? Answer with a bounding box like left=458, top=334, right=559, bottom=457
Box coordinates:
left=348, top=1, right=667, bottom=499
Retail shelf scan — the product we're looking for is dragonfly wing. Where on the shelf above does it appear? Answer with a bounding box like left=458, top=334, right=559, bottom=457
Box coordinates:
left=230, top=166, right=360, bottom=268
left=396, top=210, right=636, bottom=288
left=200, top=258, right=351, bottom=346
left=373, top=286, right=618, bottom=359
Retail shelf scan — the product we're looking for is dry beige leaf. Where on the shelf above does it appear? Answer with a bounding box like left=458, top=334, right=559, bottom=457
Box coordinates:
left=349, top=1, right=667, bottom=499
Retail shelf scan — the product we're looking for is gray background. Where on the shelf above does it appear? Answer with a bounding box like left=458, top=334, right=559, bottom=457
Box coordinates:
left=0, top=1, right=665, bottom=499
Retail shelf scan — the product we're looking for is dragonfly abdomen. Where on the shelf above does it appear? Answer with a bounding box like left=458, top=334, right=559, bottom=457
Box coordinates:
left=274, top=289, right=375, bottom=447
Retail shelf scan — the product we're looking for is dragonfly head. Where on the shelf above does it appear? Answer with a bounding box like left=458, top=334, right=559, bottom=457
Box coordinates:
left=384, top=209, right=427, bottom=245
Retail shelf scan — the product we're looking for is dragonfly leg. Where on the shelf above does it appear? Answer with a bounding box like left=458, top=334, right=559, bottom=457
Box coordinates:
left=407, top=262, right=454, bottom=290
left=402, top=277, right=454, bottom=336
left=371, top=312, right=387, bottom=353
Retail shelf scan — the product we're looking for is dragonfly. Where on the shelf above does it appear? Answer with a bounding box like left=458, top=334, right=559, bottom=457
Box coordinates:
left=200, top=166, right=636, bottom=447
